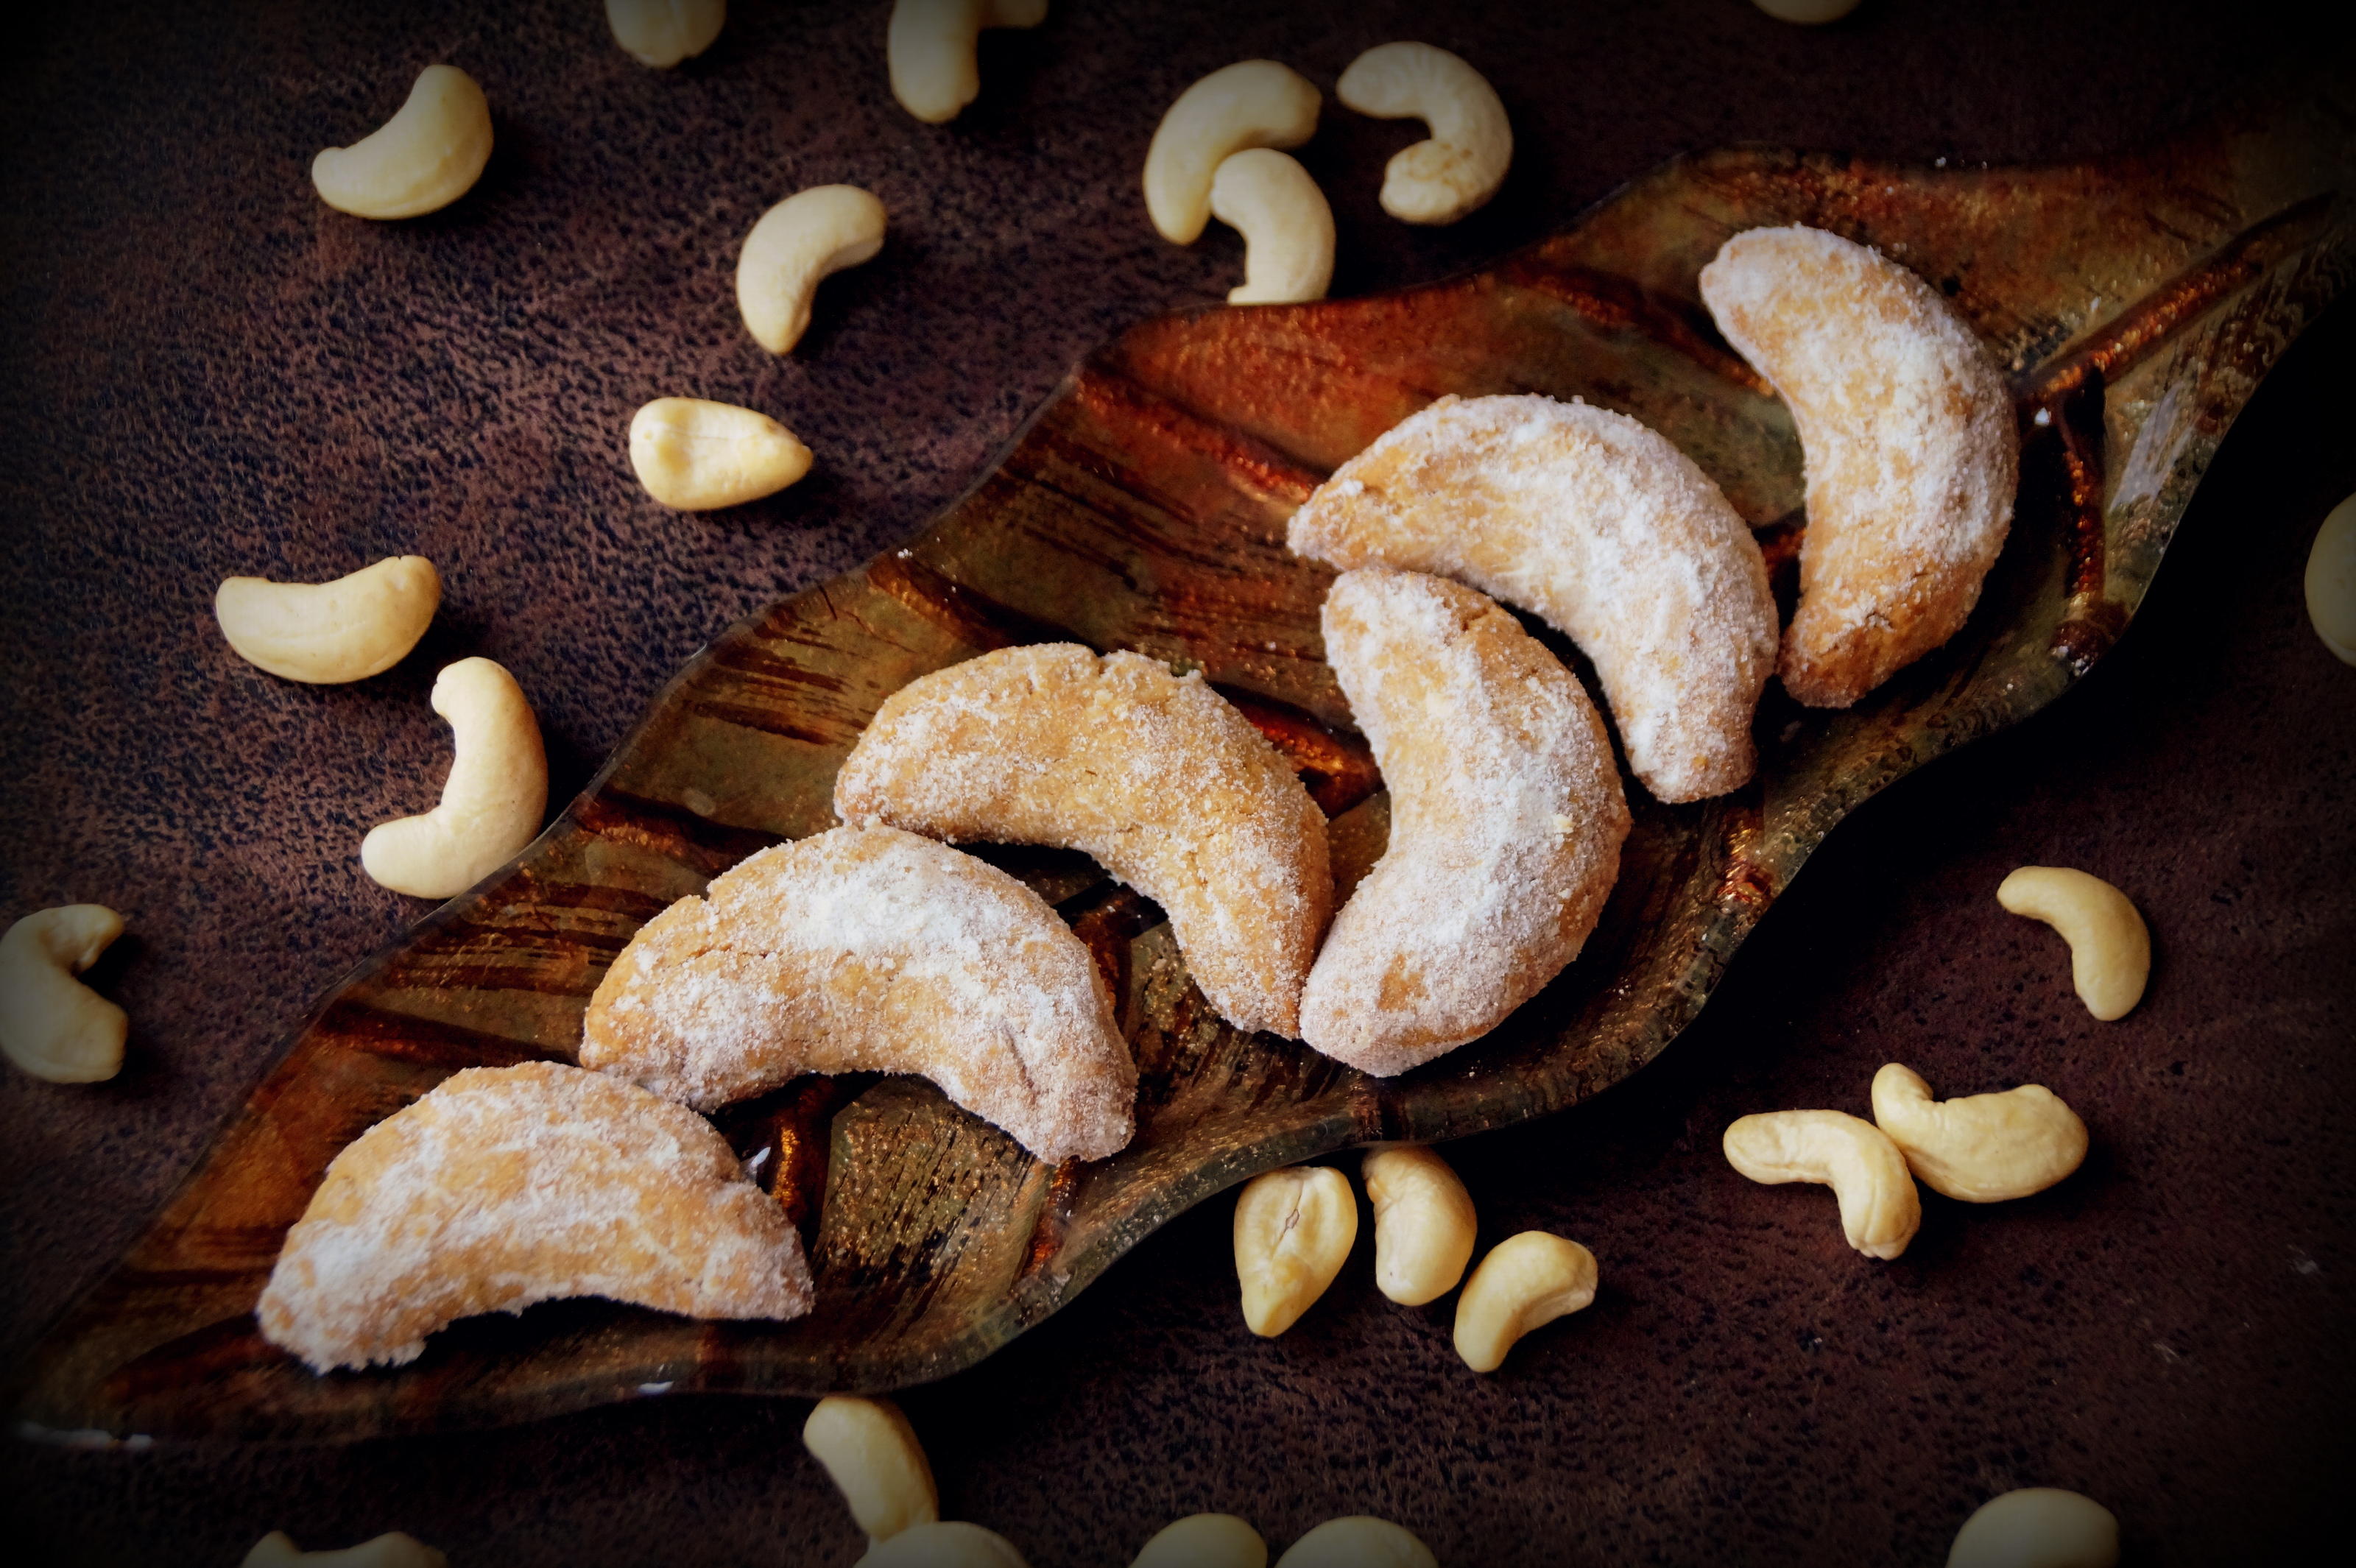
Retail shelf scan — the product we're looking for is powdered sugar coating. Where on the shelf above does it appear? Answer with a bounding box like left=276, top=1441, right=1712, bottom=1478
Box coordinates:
left=1301, top=568, right=1630, bottom=1075
left=581, top=825, right=1135, bottom=1162
left=832, top=646, right=1332, bottom=1038
left=256, top=1061, right=812, bottom=1373
left=1699, top=225, right=2019, bottom=707
left=1286, top=393, right=1778, bottom=803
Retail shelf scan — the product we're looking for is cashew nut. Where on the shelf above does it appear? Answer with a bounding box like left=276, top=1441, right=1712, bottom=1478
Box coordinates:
left=1207, top=149, right=1334, bottom=306
left=606, top=0, right=725, bottom=68
left=1362, top=1145, right=1475, bottom=1307
left=804, top=1395, right=939, bottom=1549
left=1334, top=43, right=1511, bottom=226
left=1233, top=1165, right=1358, bottom=1337
left=1871, top=1064, right=2088, bottom=1204
left=736, top=185, right=888, bottom=355
left=1946, top=1488, right=2120, bottom=1568
left=311, top=65, right=493, bottom=220
left=2305, top=492, right=2356, bottom=665
left=0, top=906, right=128, bottom=1084
left=1996, top=866, right=2151, bottom=1022
left=214, top=557, right=441, bottom=684
left=1723, top=1110, right=1921, bottom=1260
left=1143, top=61, right=1322, bottom=244
left=1272, top=1518, right=1437, bottom=1568
left=1452, top=1231, right=1596, bottom=1373
left=887, top=0, right=1048, bottom=124
left=1752, top=0, right=1865, bottom=23
left=628, top=398, right=813, bottom=510
left=1132, top=1515, right=1267, bottom=1568
left=361, top=659, right=549, bottom=900
left=856, top=1522, right=1029, bottom=1568
left=241, top=1533, right=446, bottom=1568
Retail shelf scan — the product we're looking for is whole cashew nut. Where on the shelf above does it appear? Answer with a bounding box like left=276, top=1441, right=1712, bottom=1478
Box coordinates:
left=804, top=1395, right=939, bottom=1549
left=1724, top=1110, right=1921, bottom=1260
left=1272, top=1518, right=1437, bottom=1568
left=1132, top=1514, right=1267, bottom=1568
left=361, top=659, right=549, bottom=900
left=1208, top=149, right=1334, bottom=306
left=2305, top=492, right=2356, bottom=665
left=1945, top=1488, right=2120, bottom=1568
left=1362, top=1144, right=1476, bottom=1306
left=888, top=0, right=1048, bottom=124
left=1452, top=1231, right=1597, bottom=1373
left=311, top=65, right=493, bottom=220
left=736, top=186, right=888, bottom=355
left=856, top=1522, right=1029, bottom=1568
left=1996, top=866, right=2151, bottom=1022
left=1334, top=43, right=1511, bottom=225
left=1143, top=61, right=1322, bottom=244
left=1233, top=1165, right=1358, bottom=1337
left=1871, top=1064, right=2088, bottom=1204
left=629, top=399, right=813, bottom=510
left=0, top=906, right=128, bottom=1084
left=1752, top=0, right=1866, bottom=23
left=215, top=557, right=441, bottom=684
left=241, top=1533, right=447, bottom=1568
left=605, top=0, right=726, bottom=68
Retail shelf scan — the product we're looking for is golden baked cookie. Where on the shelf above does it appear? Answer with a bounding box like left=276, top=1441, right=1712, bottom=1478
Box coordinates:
left=1285, top=392, right=1778, bottom=804
left=1699, top=225, right=2019, bottom=707
left=257, top=1061, right=812, bottom=1372
left=832, top=645, right=1332, bottom=1038
left=1301, top=568, right=1630, bottom=1075
left=582, top=824, right=1135, bottom=1162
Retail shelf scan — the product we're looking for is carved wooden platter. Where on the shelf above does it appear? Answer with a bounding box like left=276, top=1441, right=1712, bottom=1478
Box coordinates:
left=13, top=84, right=2352, bottom=1442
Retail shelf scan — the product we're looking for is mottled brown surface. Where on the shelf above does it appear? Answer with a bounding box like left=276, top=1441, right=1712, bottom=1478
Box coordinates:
left=0, top=1, right=2346, bottom=1564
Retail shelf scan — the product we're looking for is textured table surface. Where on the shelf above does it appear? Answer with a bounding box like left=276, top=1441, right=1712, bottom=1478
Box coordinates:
left=1, top=1, right=2347, bottom=1564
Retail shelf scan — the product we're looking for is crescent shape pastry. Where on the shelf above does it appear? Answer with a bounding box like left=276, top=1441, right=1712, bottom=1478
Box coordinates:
left=1285, top=393, right=1778, bottom=804
left=1699, top=225, right=2020, bottom=707
left=257, top=1062, right=812, bottom=1372
left=1301, top=569, right=1630, bottom=1075
left=582, top=825, right=1135, bottom=1162
left=833, top=646, right=1332, bottom=1039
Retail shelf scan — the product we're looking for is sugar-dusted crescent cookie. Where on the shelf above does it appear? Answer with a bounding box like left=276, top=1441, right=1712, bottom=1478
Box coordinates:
left=257, top=1061, right=812, bottom=1372
left=581, top=824, right=1135, bottom=1162
left=1699, top=225, right=2020, bottom=708
left=1301, top=568, right=1631, bottom=1075
left=833, top=645, right=1332, bottom=1038
left=1285, top=393, right=1778, bottom=804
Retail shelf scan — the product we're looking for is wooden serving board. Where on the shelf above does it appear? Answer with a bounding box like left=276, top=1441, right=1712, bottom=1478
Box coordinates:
left=13, top=80, right=2351, bottom=1442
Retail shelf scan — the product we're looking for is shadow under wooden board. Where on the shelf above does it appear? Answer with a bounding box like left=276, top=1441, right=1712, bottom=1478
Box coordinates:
left=13, top=76, right=2353, bottom=1443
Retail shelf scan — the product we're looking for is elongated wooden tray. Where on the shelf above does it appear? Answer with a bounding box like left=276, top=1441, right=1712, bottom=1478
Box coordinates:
left=13, top=81, right=2352, bottom=1443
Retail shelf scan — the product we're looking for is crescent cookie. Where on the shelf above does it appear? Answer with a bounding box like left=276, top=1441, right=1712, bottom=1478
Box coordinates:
left=1286, top=393, right=1778, bottom=804
left=257, top=1061, right=813, bottom=1373
left=1302, top=568, right=1631, bottom=1075
left=582, top=825, right=1136, bottom=1163
left=1699, top=225, right=2019, bottom=707
left=832, top=645, right=1332, bottom=1039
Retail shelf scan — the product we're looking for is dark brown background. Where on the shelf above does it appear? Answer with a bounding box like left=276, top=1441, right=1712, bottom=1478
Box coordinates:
left=1, top=1, right=2348, bottom=1564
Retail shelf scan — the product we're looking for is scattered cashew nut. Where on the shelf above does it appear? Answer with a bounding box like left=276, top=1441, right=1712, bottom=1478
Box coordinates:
left=736, top=185, right=888, bottom=355
left=1996, top=866, right=2151, bottom=1022
left=1946, top=1488, right=2120, bottom=1568
left=0, top=906, right=128, bottom=1084
left=1724, top=1109, right=1921, bottom=1260
left=1453, top=1231, right=1597, bottom=1373
left=856, top=1522, right=1030, bottom=1568
left=1362, top=1144, right=1475, bottom=1306
left=1143, top=60, right=1322, bottom=244
left=241, top=1533, right=447, bottom=1568
left=2305, top=492, right=2356, bottom=665
left=311, top=65, right=493, bottom=220
left=888, top=0, right=1048, bottom=124
left=1335, top=43, right=1511, bottom=225
left=361, top=658, right=549, bottom=900
left=629, top=399, right=813, bottom=510
left=1872, top=1063, right=2088, bottom=1204
left=1272, top=1517, right=1437, bottom=1568
left=606, top=0, right=726, bottom=68
left=1208, top=149, right=1333, bottom=306
left=1233, top=1165, right=1358, bottom=1337
left=215, top=557, right=441, bottom=684
left=1132, top=1514, right=1266, bottom=1568
left=804, top=1394, right=939, bottom=1549
left=1752, top=0, right=1865, bottom=24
